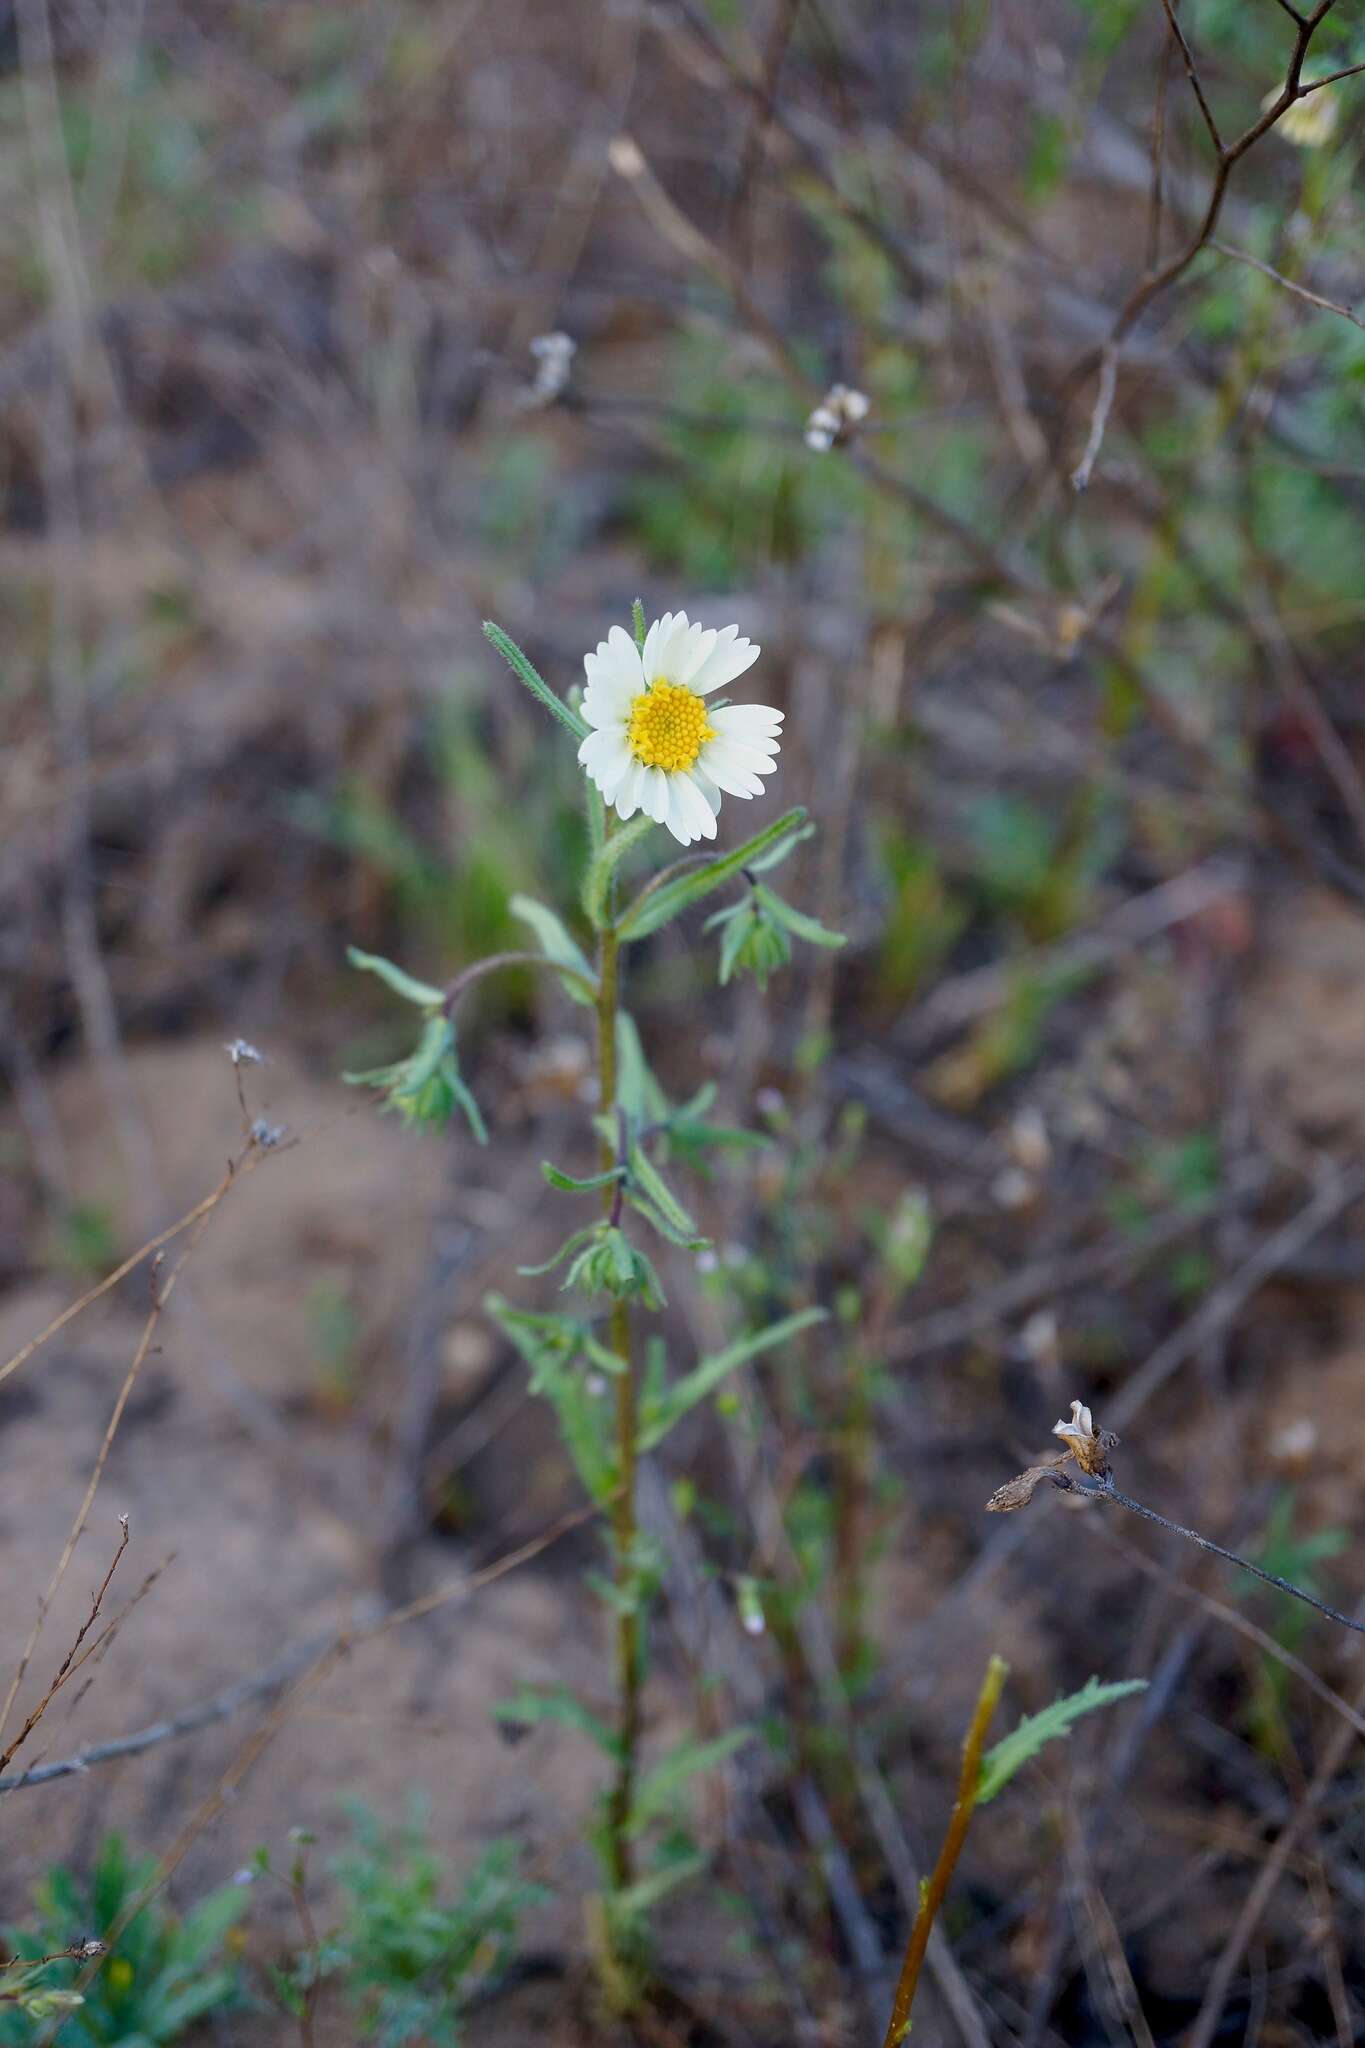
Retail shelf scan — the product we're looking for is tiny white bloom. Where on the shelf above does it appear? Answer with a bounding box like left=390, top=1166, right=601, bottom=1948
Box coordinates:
left=1052, top=1397, right=1116, bottom=1477
left=1264, top=80, right=1338, bottom=147
left=804, top=384, right=870, bottom=450
left=525, top=330, right=576, bottom=406
left=805, top=406, right=838, bottom=451
left=1053, top=1398, right=1094, bottom=1448
left=829, top=382, right=870, bottom=423
left=577, top=613, right=782, bottom=847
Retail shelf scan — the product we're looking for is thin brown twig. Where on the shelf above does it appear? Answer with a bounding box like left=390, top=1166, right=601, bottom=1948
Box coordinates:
left=1297, top=59, right=1365, bottom=91
left=1094, top=1524, right=1365, bottom=1748
left=0, top=1500, right=601, bottom=1797
left=1070, top=341, right=1118, bottom=492
left=1073, top=1476, right=1365, bottom=1638
left=0, top=1152, right=261, bottom=1391
left=1072, top=0, right=1341, bottom=486
left=1209, top=238, right=1365, bottom=334
left=0, top=1137, right=259, bottom=1755
left=0, top=1520, right=129, bottom=1775
left=1158, top=0, right=1223, bottom=156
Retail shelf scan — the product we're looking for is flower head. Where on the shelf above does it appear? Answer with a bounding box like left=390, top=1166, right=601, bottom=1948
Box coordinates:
left=1053, top=1397, right=1117, bottom=1478
left=524, top=330, right=576, bottom=406
left=577, top=612, right=782, bottom=846
left=1264, top=81, right=1338, bottom=147
left=805, top=383, right=870, bottom=451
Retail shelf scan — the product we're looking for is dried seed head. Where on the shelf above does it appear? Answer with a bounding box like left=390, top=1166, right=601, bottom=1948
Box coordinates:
left=1053, top=1397, right=1118, bottom=1478
left=986, top=1462, right=1065, bottom=1513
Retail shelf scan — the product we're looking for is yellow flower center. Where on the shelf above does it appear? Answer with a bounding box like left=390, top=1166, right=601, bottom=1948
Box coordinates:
left=626, top=679, right=714, bottom=773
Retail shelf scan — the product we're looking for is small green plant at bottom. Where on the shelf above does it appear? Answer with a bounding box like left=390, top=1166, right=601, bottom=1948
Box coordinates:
left=0, top=1834, right=247, bottom=2044
left=269, top=1803, right=543, bottom=2048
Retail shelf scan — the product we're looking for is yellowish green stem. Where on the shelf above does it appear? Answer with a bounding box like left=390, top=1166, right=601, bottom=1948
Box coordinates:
left=879, top=1655, right=1008, bottom=2048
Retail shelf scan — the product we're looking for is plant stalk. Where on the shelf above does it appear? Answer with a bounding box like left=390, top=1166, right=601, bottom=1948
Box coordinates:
left=595, top=909, right=642, bottom=1895
left=879, top=1654, right=1007, bottom=2048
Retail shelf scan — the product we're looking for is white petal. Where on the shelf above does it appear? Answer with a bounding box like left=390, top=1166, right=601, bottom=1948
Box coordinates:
left=661, top=612, right=697, bottom=678
left=663, top=777, right=697, bottom=846
left=614, top=760, right=646, bottom=820
left=677, top=773, right=718, bottom=839
left=639, top=765, right=670, bottom=824
left=698, top=742, right=765, bottom=798
left=579, top=727, right=628, bottom=773
left=640, top=611, right=674, bottom=683
left=583, top=627, right=643, bottom=723
left=675, top=625, right=718, bottom=685
left=691, top=626, right=762, bottom=696
left=690, top=765, right=722, bottom=815
left=706, top=736, right=778, bottom=777
left=710, top=703, right=783, bottom=739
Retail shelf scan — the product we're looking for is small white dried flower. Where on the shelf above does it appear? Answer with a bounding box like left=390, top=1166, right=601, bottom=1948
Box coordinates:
left=250, top=1118, right=288, bottom=1150
left=224, top=1038, right=265, bottom=1067
left=1053, top=1397, right=1117, bottom=1478
left=804, top=405, right=839, bottom=452
left=524, top=330, right=577, bottom=408
left=805, top=383, right=870, bottom=451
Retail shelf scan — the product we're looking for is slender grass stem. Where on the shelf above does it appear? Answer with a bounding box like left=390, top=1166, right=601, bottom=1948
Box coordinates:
left=879, top=1655, right=1007, bottom=2048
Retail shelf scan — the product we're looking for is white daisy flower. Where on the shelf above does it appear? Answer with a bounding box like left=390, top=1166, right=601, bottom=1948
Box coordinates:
left=577, top=612, right=782, bottom=847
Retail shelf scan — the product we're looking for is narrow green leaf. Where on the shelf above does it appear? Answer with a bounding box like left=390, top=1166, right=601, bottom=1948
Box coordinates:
left=486, top=1293, right=615, bottom=1503
left=639, top=1306, right=827, bottom=1451
left=627, top=1728, right=753, bottom=1835
left=616, top=1011, right=671, bottom=1125
left=346, top=947, right=443, bottom=1008
left=617, top=809, right=810, bottom=941
left=517, top=1225, right=601, bottom=1277
left=493, top=1685, right=624, bottom=1761
left=977, top=1677, right=1148, bottom=1803
left=624, top=1189, right=710, bottom=1250
left=608, top=1853, right=707, bottom=1921
left=753, top=884, right=848, bottom=949
left=542, top=1161, right=626, bottom=1194
left=509, top=894, right=597, bottom=1005
left=747, top=820, right=815, bottom=874
left=632, top=597, right=647, bottom=651
left=448, top=1065, right=489, bottom=1145
left=629, top=1142, right=699, bottom=1237
left=717, top=904, right=757, bottom=985
left=483, top=620, right=589, bottom=741
left=583, top=813, right=656, bottom=927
